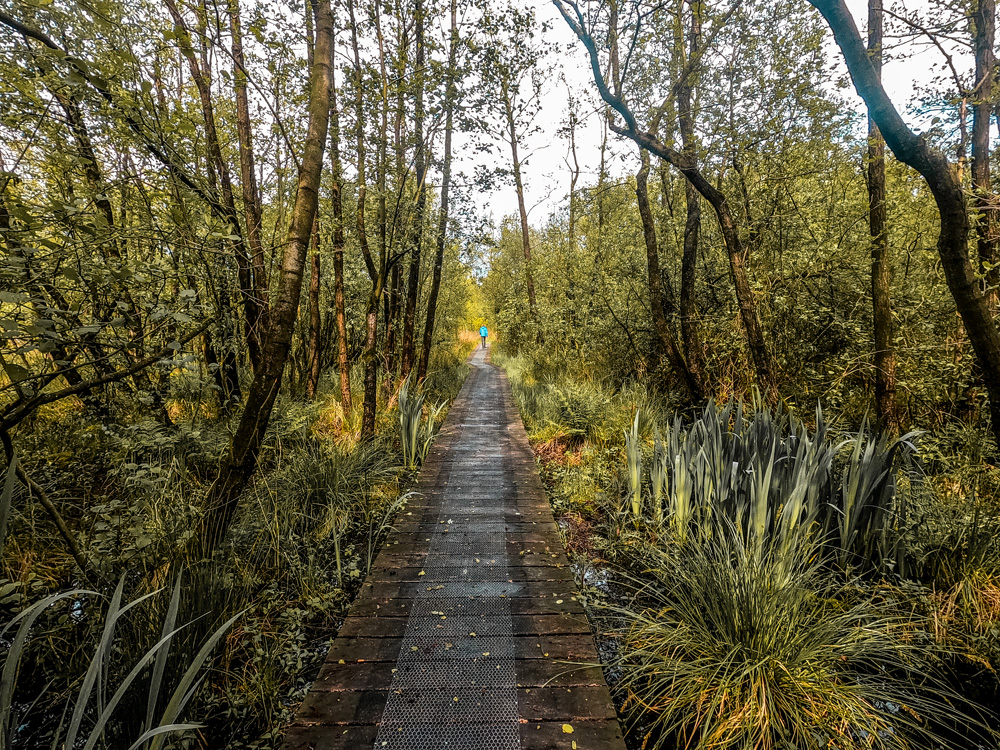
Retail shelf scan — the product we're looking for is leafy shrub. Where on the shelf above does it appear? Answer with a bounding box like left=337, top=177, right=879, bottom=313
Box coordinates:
left=552, top=382, right=610, bottom=441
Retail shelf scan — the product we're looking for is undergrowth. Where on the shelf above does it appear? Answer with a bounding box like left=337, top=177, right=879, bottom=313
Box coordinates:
left=498, top=350, right=1000, bottom=750
left=0, top=339, right=474, bottom=749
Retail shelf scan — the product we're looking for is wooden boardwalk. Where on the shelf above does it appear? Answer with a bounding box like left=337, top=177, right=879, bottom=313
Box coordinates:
left=280, top=347, right=626, bottom=750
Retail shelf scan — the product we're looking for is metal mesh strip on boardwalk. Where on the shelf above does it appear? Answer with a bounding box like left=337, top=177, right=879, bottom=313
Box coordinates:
left=372, top=373, right=521, bottom=750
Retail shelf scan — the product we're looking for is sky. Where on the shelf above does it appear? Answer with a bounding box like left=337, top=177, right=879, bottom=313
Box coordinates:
left=462, top=0, right=968, bottom=230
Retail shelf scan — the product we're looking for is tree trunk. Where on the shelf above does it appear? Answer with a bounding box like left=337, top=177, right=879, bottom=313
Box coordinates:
left=228, top=0, right=270, bottom=337
left=199, top=0, right=333, bottom=553
left=386, top=263, right=402, bottom=377
left=675, top=6, right=708, bottom=394
left=306, top=220, right=322, bottom=400
left=418, top=0, right=458, bottom=383
left=973, top=0, right=998, bottom=304
left=350, top=0, right=383, bottom=431
left=810, top=0, right=1000, bottom=452
left=385, top=1, right=408, bottom=381
left=502, top=80, right=538, bottom=320
left=401, top=0, right=427, bottom=378
left=637, top=150, right=702, bottom=400
left=867, top=0, right=899, bottom=430
left=331, top=41, right=352, bottom=414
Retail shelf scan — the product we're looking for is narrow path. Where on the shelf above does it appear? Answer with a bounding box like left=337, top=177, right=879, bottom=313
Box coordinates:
left=281, top=347, right=626, bottom=750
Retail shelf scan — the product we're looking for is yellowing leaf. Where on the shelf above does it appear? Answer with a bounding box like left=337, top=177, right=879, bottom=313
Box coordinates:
left=562, top=724, right=574, bottom=734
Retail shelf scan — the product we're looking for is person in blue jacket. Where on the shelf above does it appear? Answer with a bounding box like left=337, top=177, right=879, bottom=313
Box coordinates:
left=479, top=324, right=488, bottom=349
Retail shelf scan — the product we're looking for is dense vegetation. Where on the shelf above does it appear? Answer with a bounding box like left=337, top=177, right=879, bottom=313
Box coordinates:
left=0, top=0, right=482, bottom=746
left=486, top=0, right=1000, bottom=747
left=1, top=0, right=999, bottom=747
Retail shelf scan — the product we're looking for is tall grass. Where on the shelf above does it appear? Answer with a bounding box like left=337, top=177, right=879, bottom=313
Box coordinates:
left=635, top=400, right=918, bottom=577
left=242, top=437, right=400, bottom=586
left=398, top=375, right=445, bottom=470
left=609, top=527, right=972, bottom=750
left=0, top=576, right=238, bottom=750
left=500, top=355, right=999, bottom=748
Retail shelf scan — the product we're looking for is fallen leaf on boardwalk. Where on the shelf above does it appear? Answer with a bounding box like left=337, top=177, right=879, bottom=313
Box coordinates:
left=418, top=571, right=425, bottom=576
left=411, top=646, right=418, bottom=651
left=338, top=659, right=345, bottom=664
left=482, top=652, right=490, bottom=656
left=562, top=724, right=574, bottom=734
left=556, top=599, right=563, bottom=604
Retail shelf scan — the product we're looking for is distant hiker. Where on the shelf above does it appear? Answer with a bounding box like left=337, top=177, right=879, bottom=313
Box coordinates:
left=480, top=325, right=488, bottom=348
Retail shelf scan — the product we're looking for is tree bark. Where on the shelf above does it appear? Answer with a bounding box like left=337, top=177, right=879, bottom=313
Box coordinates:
left=228, top=0, right=270, bottom=336
left=973, top=0, right=998, bottom=304
left=199, top=0, right=334, bottom=552
left=502, top=79, right=539, bottom=321
left=809, top=0, right=1000, bottom=452
left=350, top=0, right=384, bottom=434
left=675, top=3, right=708, bottom=394
left=418, top=0, right=458, bottom=383
left=401, top=0, right=428, bottom=378
left=386, top=263, right=402, bottom=377
left=385, top=0, right=408, bottom=381
left=636, top=150, right=702, bottom=400
left=330, top=42, right=352, bottom=414
left=306, top=219, right=322, bottom=400
left=867, top=0, right=899, bottom=430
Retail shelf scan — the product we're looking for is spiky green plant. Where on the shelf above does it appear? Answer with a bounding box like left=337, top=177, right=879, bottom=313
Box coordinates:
left=0, top=576, right=240, bottom=750
left=398, top=375, right=445, bottom=471
left=609, top=527, right=969, bottom=750
left=636, top=400, right=914, bottom=576
left=420, top=401, right=447, bottom=464
left=833, top=422, right=920, bottom=574
left=650, top=427, right=668, bottom=526
left=624, top=410, right=642, bottom=521
left=398, top=374, right=426, bottom=470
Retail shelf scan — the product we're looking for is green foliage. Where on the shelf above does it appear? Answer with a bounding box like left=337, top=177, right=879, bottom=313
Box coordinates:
left=505, top=353, right=1000, bottom=748
left=398, top=375, right=445, bottom=471
left=0, top=577, right=238, bottom=750
left=609, top=528, right=965, bottom=750
left=0, top=349, right=473, bottom=749
left=635, top=400, right=919, bottom=577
